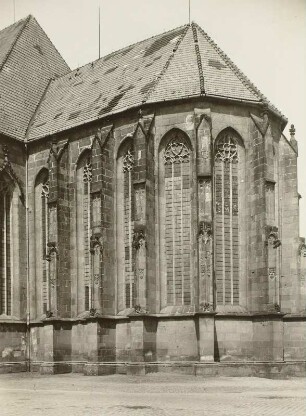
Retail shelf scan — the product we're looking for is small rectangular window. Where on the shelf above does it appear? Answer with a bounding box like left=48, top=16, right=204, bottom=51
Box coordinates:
left=85, top=285, right=90, bottom=311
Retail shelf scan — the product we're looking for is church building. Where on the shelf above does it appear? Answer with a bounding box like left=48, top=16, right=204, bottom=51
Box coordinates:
left=0, top=15, right=305, bottom=376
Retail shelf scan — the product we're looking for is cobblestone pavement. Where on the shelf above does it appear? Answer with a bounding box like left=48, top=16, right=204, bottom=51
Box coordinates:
left=0, top=373, right=305, bottom=416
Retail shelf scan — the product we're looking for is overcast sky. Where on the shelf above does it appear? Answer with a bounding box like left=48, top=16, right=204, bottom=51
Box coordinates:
left=1, top=0, right=305, bottom=235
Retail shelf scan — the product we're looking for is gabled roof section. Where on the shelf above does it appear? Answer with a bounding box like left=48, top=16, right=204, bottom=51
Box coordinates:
left=0, top=15, right=70, bottom=140
left=27, top=21, right=286, bottom=141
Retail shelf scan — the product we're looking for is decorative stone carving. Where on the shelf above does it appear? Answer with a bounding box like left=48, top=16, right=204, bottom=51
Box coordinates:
left=90, top=234, right=103, bottom=254
left=133, top=304, right=148, bottom=314
left=45, top=241, right=58, bottom=261
left=164, top=138, right=190, bottom=164
left=45, top=310, right=53, bottom=318
left=198, top=221, right=212, bottom=244
left=266, top=226, right=281, bottom=248
left=137, top=269, right=145, bottom=280
left=288, top=124, right=298, bottom=154
left=268, top=267, right=276, bottom=280
left=199, top=302, right=214, bottom=312
left=83, top=161, right=92, bottom=183
left=132, top=229, right=146, bottom=250
left=265, top=181, right=275, bottom=192
left=0, top=145, right=24, bottom=199
left=215, top=133, right=238, bottom=163
left=194, top=111, right=212, bottom=131
left=122, top=149, right=134, bottom=172
left=41, top=181, right=49, bottom=198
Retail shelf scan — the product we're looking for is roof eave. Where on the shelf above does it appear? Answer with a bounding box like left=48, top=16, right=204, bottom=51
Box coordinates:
left=28, top=93, right=287, bottom=142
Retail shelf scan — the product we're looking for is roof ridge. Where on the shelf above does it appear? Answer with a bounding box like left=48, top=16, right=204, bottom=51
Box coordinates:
left=52, top=23, right=189, bottom=80
left=25, top=78, right=53, bottom=141
left=194, top=23, right=286, bottom=119
left=194, top=23, right=263, bottom=100
left=0, top=15, right=30, bottom=72
left=142, top=24, right=190, bottom=104
left=0, top=15, right=28, bottom=34
left=191, top=23, right=205, bottom=95
left=28, top=15, right=71, bottom=72
left=99, top=23, right=189, bottom=65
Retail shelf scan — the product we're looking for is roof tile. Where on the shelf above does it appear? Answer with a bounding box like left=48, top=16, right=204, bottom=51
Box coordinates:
left=0, top=18, right=283, bottom=141
left=0, top=16, right=70, bottom=140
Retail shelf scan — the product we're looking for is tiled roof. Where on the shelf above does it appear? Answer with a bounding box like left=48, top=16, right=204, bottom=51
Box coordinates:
left=23, top=21, right=285, bottom=140
left=0, top=15, right=70, bottom=140
left=0, top=17, right=26, bottom=70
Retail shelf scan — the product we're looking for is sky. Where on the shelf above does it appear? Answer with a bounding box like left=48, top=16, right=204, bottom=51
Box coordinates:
left=0, top=0, right=305, bottom=236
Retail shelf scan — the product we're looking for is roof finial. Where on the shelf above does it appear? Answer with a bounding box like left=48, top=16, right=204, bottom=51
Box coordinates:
left=289, top=124, right=296, bottom=139
left=188, top=0, right=191, bottom=25
left=289, top=124, right=298, bottom=154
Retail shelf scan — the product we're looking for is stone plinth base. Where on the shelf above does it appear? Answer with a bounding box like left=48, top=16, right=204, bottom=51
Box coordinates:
left=0, top=362, right=27, bottom=374
left=83, top=363, right=116, bottom=376
left=39, top=362, right=71, bottom=375
left=2, top=360, right=306, bottom=379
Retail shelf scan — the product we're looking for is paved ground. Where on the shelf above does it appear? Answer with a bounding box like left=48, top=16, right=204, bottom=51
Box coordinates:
left=0, top=373, right=305, bottom=416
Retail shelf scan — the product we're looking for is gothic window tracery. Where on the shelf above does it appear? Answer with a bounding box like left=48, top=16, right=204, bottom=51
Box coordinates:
left=159, top=131, right=192, bottom=307
left=123, top=147, right=135, bottom=308
left=117, top=142, right=136, bottom=311
left=0, top=174, right=12, bottom=315
left=41, top=179, right=49, bottom=312
left=34, top=170, right=50, bottom=315
left=76, top=153, right=94, bottom=312
left=122, top=149, right=134, bottom=172
left=215, top=134, right=238, bottom=163
left=164, top=140, right=190, bottom=164
left=214, top=130, right=241, bottom=306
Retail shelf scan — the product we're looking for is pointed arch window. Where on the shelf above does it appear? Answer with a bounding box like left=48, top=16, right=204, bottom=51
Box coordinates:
left=76, top=153, right=93, bottom=312
left=159, top=130, right=192, bottom=307
left=214, top=130, right=244, bottom=306
left=123, top=147, right=135, bottom=308
left=116, top=142, right=136, bottom=311
left=0, top=174, right=13, bottom=315
left=34, top=169, right=50, bottom=315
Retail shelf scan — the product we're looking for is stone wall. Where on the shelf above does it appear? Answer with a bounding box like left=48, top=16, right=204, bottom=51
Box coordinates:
left=0, top=99, right=305, bottom=375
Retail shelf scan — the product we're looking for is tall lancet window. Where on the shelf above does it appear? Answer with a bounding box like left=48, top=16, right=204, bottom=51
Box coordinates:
left=214, top=129, right=244, bottom=306
left=116, top=141, right=136, bottom=311
left=0, top=174, right=12, bottom=315
left=76, top=152, right=92, bottom=312
left=159, top=130, right=192, bottom=307
left=123, top=149, right=135, bottom=308
left=35, top=169, right=49, bottom=314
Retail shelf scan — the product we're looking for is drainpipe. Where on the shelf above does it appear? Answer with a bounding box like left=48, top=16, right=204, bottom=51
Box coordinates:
left=25, top=142, right=31, bottom=372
